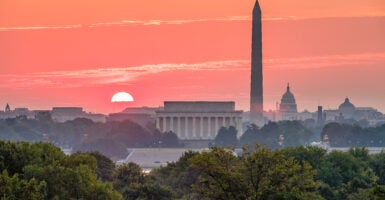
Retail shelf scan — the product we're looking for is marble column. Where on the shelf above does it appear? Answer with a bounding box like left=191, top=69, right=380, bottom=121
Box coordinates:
left=192, top=116, right=197, bottom=139
left=170, top=117, right=174, bottom=132
left=156, top=118, right=160, bottom=130
left=162, top=117, right=166, bottom=132
left=208, top=117, right=211, bottom=139
left=199, top=117, right=203, bottom=139
left=185, top=116, right=189, bottom=139
left=177, top=117, right=181, bottom=138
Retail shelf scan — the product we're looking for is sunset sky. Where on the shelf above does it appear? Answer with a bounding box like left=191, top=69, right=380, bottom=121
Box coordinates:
left=0, top=0, right=385, bottom=114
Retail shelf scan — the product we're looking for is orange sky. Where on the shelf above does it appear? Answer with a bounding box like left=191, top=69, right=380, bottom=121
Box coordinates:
left=0, top=0, right=385, bottom=114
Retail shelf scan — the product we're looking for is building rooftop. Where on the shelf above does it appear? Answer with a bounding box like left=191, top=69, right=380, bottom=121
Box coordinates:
left=160, top=101, right=238, bottom=112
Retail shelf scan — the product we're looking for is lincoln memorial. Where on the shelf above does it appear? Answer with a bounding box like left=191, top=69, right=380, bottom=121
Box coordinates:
left=155, top=101, right=243, bottom=140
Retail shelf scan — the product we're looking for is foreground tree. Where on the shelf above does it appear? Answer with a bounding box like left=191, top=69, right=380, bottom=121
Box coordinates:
left=149, top=151, right=200, bottom=199
left=0, top=170, right=47, bottom=200
left=189, top=146, right=322, bottom=200
left=113, top=162, right=172, bottom=200
left=241, top=146, right=321, bottom=200
left=88, top=151, right=116, bottom=182
left=0, top=141, right=121, bottom=200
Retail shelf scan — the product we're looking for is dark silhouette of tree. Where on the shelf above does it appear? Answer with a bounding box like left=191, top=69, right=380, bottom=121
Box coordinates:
left=214, top=126, right=238, bottom=147
left=239, top=123, right=261, bottom=147
left=160, top=131, right=179, bottom=147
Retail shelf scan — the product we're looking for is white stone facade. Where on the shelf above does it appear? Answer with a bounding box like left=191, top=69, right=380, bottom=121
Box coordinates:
left=156, top=102, right=243, bottom=140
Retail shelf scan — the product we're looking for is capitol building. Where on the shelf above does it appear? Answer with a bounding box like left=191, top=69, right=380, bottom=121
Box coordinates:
left=263, top=84, right=385, bottom=126
left=278, top=84, right=298, bottom=121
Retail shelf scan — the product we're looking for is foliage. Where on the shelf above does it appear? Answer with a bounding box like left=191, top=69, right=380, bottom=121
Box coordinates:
left=0, top=170, right=47, bottom=200
left=113, top=162, right=172, bottom=200
left=159, top=131, right=180, bottom=147
left=88, top=151, right=116, bottom=182
left=322, top=123, right=385, bottom=147
left=239, top=123, right=261, bottom=148
left=0, top=117, right=183, bottom=161
left=149, top=151, right=200, bottom=199
left=0, top=141, right=121, bottom=200
left=189, top=146, right=322, bottom=200
left=214, top=126, right=238, bottom=147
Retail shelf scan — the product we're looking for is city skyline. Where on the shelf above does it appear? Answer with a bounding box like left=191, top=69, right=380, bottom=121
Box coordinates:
left=1, top=0, right=385, bottom=114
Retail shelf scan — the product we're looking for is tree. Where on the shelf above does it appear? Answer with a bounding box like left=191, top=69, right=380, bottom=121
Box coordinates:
left=241, top=146, right=321, bottom=200
left=76, top=138, right=128, bottom=161
left=88, top=151, right=115, bottom=182
left=190, top=147, right=247, bottom=200
left=319, top=150, right=378, bottom=199
left=113, top=162, right=172, bottom=199
left=370, top=151, right=385, bottom=185
left=281, top=146, right=328, bottom=171
left=0, top=141, right=121, bottom=200
left=214, top=126, right=238, bottom=147
left=189, top=146, right=322, bottom=200
left=160, top=131, right=179, bottom=147
left=239, top=124, right=261, bottom=147
left=0, top=170, right=47, bottom=200
left=113, top=162, right=143, bottom=190
left=278, top=120, right=314, bottom=146
left=149, top=150, right=200, bottom=199
left=259, top=121, right=280, bottom=148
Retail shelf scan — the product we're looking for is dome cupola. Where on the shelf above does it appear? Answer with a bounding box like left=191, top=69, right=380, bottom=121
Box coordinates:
left=338, top=97, right=355, bottom=118
left=279, top=83, right=297, bottom=113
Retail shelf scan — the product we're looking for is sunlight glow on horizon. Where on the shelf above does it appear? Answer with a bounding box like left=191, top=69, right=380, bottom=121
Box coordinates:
left=0, top=0, right=384, bottom=114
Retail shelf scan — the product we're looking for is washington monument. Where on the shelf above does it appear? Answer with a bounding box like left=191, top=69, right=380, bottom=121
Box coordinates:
left=250, top=0, right=263, bottom=121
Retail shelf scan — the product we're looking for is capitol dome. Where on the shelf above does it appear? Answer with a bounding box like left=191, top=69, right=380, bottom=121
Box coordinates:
left=281, top=85, right=296, bottom=104
left=279, top=83, right=297, bottom=113
left=339, top=98, right=355, bottom=110
left=338, top=98, right=355, bottom=118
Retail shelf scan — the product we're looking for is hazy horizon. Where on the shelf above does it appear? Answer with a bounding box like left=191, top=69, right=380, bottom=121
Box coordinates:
left=1, top=0, right=384, bottom=114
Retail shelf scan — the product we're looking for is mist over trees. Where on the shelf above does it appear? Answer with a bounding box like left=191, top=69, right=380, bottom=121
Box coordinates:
left=1, top=115, right=385, bottom=162
left=322, top=122, right=385, bottom=147
left=0, top=117, right=180, bottom=160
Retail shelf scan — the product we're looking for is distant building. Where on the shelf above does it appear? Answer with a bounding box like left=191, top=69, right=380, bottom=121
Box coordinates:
left=108, top=113, right=154, bottom=128
left=51, top=107, right=106, bottom=123
left=108, top=106, right=161, bottom=128
left=338, top=98, right=355, bottom=118
left=122, top=107, right=160, bottom=116
left=0, top=104, right=35, bottom=119
left=51, top=107, right=84, bottom=122
left=317, top=106, right=326, bottom=125
left=278, top=84, right=298, bottom=120
left=323, top=98, right=385, bottom=126
left=155, top=101, right=243, bottom=140
left=0, top=105, right=105, bottom=122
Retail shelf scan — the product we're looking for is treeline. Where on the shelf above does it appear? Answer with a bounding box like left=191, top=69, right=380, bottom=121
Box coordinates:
left=150, top=146, right=385, bottom=199
left=220, top=120, right=318, bottom=148
left=0, top=140, right=175, bottom=200
left=0, top=141, right=121, bottom=199
left=215, top=121, right=385, bottom=149
left=323, top=122, right=385, bottom=147
left=3, top=141, right=385, bottom=199
left=0, top=117, right=179, bottom=160
left=2, top=116, right=385, bottom=161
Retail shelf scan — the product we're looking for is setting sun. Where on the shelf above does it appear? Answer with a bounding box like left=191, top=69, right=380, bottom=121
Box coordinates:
left=111, top=92, right=134, bottom=102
